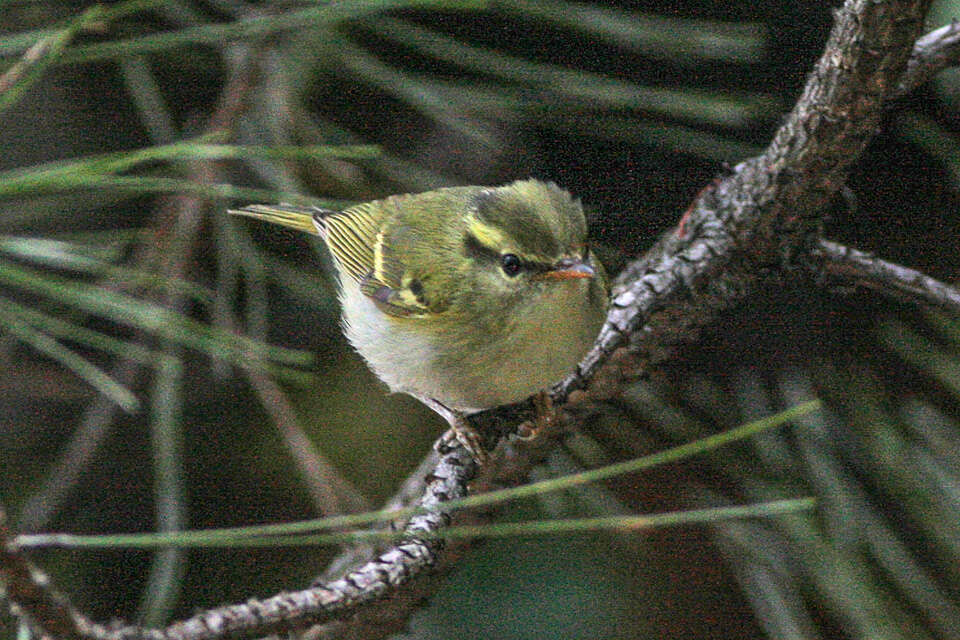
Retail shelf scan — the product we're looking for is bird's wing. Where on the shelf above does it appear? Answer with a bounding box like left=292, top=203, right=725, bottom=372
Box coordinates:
left=316, top=202, right=431, bottom=318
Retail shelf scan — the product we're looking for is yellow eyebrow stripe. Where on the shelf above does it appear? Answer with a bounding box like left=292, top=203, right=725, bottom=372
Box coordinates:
left=466, top=218, right=510, bottom=252
left=466, top=216, right=556, bottom=264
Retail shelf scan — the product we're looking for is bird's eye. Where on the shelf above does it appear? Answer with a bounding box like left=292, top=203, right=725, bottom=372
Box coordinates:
left=500, top=253, right=522, bottom=276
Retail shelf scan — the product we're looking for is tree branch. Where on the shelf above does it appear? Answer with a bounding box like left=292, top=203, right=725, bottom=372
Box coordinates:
left=3, top=450, right=476, bottom=640
left=102, top=449, right=474, bottom=640
left=296, top=409, right=572, bottom=640
left=480, top=0, right=932, bottom=428
left=896, top=20, right=960, bottom=98
left=809, top=239, right=960, bottom=313
left=346, top=0, right=937, bottom=634
left=0, top=508, right=93, bottom=640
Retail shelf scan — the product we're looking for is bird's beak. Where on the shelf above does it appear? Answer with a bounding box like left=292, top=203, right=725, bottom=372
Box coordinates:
left=535, top=257, right=595, bottom=281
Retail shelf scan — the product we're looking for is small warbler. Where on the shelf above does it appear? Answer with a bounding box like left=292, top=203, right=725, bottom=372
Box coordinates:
left=232, top=179, right=608, bottom=462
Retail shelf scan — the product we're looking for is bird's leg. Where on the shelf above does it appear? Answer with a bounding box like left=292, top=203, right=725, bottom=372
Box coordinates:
left=419, top=396, right=490, bottom=465
left=516, top=390, right=557, bottom=441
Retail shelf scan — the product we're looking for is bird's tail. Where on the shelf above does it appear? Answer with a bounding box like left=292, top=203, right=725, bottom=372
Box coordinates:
left=229, top=204, right=336, bottom=236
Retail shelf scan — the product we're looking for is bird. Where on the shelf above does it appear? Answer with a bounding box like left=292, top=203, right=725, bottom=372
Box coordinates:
left=231, top=179, right=608, bottom=463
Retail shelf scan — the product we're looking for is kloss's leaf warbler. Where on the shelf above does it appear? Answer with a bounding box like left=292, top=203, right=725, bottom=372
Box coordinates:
left=232, top=179, right=608, bottom=462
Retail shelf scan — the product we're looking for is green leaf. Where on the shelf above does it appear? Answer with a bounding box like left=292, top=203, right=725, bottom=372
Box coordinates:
left=12, top=498, right=815, bottom=549
left=15, top=401, right=820, bottom=550
left=0, top=5, right=107, bottom=114
left=0, top=258, right=314, bottom=374
left=0, top=235, right=216, bottom=305
left=0, top=299, right=140, bottom=412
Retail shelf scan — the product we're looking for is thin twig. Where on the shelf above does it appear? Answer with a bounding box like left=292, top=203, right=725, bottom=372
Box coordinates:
left=244, top=369, right=371, bottom=516
left=15, top=354, right=147, bottom=532
left=810, top=239, right=960, bottom=313
left=299, top=399, right=574, bottom=640
left=0, top=6, right=106, bottom=114
left=895, top=20, right=960, bottom=98
left=88, top=449, right=475, bottom=640
left=0, top=508, right=92, bottom=640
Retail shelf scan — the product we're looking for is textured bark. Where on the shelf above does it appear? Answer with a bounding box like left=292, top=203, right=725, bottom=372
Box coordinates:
left=896, top=20, right=960, bottom=98
left=0, top=510, right=91, bottom=640
left=810, top=239, right=960, bottom=312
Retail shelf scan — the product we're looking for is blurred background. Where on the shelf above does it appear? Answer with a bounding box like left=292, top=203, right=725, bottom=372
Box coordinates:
left=1, top=1, right=959, bottom=638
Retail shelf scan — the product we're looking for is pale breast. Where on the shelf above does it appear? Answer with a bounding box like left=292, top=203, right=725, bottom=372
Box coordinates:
left=339, top=277, right=604, bottom=412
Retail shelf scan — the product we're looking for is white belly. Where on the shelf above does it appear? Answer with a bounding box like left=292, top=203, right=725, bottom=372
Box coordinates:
left=339, top=278, right=603, bottom=411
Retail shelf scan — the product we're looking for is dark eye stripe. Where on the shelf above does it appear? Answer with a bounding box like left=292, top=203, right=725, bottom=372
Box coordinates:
left=463, top=231, right=559, bottom=275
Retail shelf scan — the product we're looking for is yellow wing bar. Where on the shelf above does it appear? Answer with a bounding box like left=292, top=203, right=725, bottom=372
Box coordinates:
left=319, top=203, right=385, bottom=284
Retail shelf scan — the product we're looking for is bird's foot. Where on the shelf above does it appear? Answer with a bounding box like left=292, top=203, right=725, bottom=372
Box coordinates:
left=437, top=419, right=490, bottom=466
left=419, top=396, right=490, bottom=465
left=516, top=390, right=556, bottom=442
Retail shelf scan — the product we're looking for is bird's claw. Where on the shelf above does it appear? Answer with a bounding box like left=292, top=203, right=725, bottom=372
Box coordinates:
left=437, top=421, right=490, bottom=465
left=516, top=390, right=556, bottom=441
